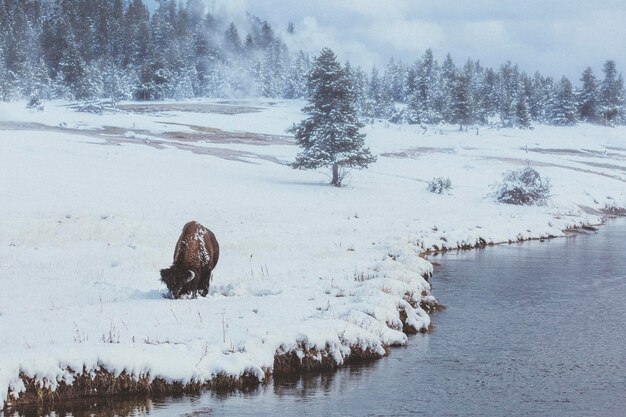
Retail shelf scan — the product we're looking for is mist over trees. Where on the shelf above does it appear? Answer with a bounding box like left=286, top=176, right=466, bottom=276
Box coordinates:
left=0, top=0, right=301, bottom=102
left=1, top=0, right=624, bottom=127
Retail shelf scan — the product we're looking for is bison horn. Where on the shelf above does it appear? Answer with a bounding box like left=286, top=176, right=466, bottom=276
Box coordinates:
left=185, top=270, right=196, bottom=283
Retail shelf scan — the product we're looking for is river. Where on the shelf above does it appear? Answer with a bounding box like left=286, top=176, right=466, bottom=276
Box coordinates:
left=13, top=220, right=626, bottom=417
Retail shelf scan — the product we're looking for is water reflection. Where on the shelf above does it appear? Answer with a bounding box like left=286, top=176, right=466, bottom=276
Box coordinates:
left=11, top=397, right=152, bottom=417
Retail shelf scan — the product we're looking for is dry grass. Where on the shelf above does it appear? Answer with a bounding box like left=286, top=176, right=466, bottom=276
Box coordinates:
left=273, top=342, right=387, bottom=376
left=3, top=368, right=265, bottom=413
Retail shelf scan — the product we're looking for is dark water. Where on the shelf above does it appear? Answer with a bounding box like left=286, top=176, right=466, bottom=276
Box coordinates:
left=15, top=221, right=626, bottom=417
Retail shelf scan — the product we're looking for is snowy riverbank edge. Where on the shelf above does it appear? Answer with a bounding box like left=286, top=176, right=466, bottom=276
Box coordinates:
left=2, top=217, right=614, bottom=414
left=2, top=100, right=626, bottom=412
left=2, top=273, right=436, bottom=412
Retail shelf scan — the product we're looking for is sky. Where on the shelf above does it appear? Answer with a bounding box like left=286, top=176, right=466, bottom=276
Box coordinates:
left=165, top=0, right=626, bottom=81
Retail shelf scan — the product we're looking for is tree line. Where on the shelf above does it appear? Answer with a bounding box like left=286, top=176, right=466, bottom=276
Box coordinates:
left=0, top=0, right=298, bottom=102
left=1, top=0, right=624, bottom=127
left=362, top=53, right=625, bottom=128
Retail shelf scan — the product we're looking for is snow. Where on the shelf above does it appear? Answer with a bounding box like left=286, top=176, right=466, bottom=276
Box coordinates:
left=0, top=99, right=624, bottom=407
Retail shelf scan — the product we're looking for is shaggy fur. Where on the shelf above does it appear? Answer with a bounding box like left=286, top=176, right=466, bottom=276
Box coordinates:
left=160, top=221, right=219, bottom=298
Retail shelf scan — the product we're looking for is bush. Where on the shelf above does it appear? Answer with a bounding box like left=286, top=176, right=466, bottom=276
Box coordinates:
left=495, top=166, right=551, bottom=205
left=77, top=101, right=104, bottom=115
left=428, top=177, right=452, bottom=194
left=26, top=95, right=44, bottom=111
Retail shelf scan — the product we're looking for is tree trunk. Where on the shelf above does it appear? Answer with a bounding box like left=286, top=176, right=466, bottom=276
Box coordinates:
left=331, top=164, right=340, bottom=187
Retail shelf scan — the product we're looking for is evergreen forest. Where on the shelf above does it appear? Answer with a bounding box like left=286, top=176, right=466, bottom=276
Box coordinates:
left=1, top=0, right=624, bottom=127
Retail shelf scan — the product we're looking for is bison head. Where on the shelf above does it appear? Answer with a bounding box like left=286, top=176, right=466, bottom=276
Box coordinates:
left=160, top=267, right=197, bottom=299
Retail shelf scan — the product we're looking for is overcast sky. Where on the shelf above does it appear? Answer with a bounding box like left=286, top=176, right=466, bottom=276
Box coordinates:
left=193, top=1, right=626, bottom=81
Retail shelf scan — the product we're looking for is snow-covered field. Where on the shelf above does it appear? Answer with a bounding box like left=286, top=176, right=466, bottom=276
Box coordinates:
left=1, top=99, right=625, bottom=408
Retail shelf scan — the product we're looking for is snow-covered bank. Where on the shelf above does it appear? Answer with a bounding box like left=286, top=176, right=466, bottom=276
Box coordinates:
left=1, top=100, right=624, bottom=410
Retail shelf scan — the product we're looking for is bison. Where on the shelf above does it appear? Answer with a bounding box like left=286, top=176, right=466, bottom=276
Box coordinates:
left=160, top=221, right=219, bottom=299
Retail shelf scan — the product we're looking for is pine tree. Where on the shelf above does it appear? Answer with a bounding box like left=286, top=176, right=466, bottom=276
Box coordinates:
left=345, top=63, right=369, bottom=118
left=223, top=22, right=242, bottom=55
left=438, top=53, right=456, bottom=122
left=404, top=60, right=422, bottom=124
left=384, top=58, right=407, bottom=102
left=405, top=50, right=441, bottom=124
left=515, top=96, right=532, bottom=129
left=284, top=50, right=311, bottom=99
left=549, top=76, right=577, bottom=126
left=0, top=46, right=17, bottom=100
left=476, top=68, right=498, bottom=124
left=529, top=72, right=550, bottom=123
left=577, top=67, right=599, bottom=123
left=367, top=67, right=394, bottom=119
left=260, top=40, right=288, bottom=97
left=600, top=60, right=625, bottom=126
left=451, top=68, right=473, bottom=130
left=498, top=61, right=520, bottom=127
left=289, top=48, right=376, bottom=187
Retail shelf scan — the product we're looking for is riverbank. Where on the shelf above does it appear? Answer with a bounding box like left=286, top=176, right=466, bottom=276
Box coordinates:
left=1, top=99, right=625, bottom=413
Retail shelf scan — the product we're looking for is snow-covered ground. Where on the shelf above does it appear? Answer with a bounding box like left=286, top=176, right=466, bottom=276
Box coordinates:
left=1, top=99, right=625, bottom=408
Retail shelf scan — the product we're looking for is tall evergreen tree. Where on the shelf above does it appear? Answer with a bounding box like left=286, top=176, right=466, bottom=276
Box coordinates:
left=529, top=72, right=550, bottom=123
left=438, top=53, right=456, bottom=122
left=515, top=96, right=532, bottom=129
left=347, top=64, right=369, bottom=118
left=450, top=62, right=474, bottom=130
left=223, top=22, right=242, bottom=55
left=498, top=61, right=520, bottom=127
left=549, top=76, right=577, bottom=126
left=475, top=68, right=498, bottom=124
left=600, top=60, right=625, bottom=125
left=284, top=50, right=311, bottom=99
left=577, top=67, right=599, bottom=123
left=383, top=58, right=407, bottom=102
left=406, top=49, right=441, bottom=124
left=289, top=48, right=376, bottom=187
left=366, top=67, right=394, bottom=119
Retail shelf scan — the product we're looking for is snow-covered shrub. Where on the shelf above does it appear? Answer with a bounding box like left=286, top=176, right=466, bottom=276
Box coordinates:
left=77, top=101, right=104, bottom=115
left=428, top=177, right=452, bottom=194
left=495, top=167, right=551, bottom=206
left=26, top=95, right=44, bottom=111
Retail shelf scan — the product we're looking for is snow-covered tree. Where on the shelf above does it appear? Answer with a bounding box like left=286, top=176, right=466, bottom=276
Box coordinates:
left=406, top=49, right=441, bottom=124
left=438, top=53, right=457, bottom=122
left=102, top=64, right=136, bottom=105
left=289, top=48, right=376, bottom=187
left=529, top=72, right=551, bottom=123
left=515, top=96, right=532, bottom=129
left=451, top=67, right=474, bottom=130
left=283, top=51, right=311, bottom=99
left=383, top=58, right=408, bottom=102
left=577, top=67, right=599, bottom=123
left=366, top=67, right=395, bottom=119
left=223, top=22, right=242, bottom=55
left=548, top=76, right=577, bottom=126
left=600, top=60, right=625, bottom=126
left=475, top=68, right=498, bottom=124
left=345, top=62, right=369, bottom=118
left=498, top=61, right=520, bottom=127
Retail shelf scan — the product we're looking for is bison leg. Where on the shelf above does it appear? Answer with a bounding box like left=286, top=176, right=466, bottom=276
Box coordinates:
left=198, top=271, right=211, bottom=297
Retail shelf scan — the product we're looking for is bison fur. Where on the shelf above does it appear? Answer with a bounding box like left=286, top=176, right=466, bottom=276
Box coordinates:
left=160, top=221, right=219, bottom=299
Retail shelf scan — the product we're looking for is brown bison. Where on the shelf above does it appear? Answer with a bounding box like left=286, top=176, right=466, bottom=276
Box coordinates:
left=160, top=221, right=219, bottom=299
